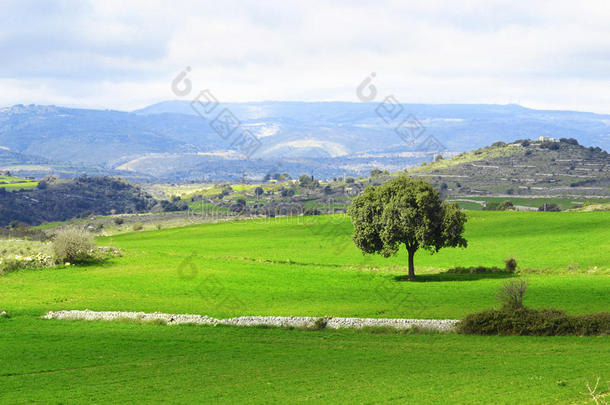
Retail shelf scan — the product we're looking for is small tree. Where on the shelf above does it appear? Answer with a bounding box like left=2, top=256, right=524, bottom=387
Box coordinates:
left=298, top=174, right=313, bottom=187
left=254, top=187, right=264, bottom=199
left=347, top=177, right=467, bottom=280
left=497, top=279, right=528, bottom=309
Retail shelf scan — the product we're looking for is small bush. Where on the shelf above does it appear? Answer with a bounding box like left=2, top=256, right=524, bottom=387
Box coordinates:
left=538, top=203, right=561, bottom=212
left=504, top=257, right=518, bottom=272
left=311, top=317, right=328, bottom=330
left=52, top=228, right=96, bottom=264
left=132, top=223, right=144, bottom=231
left=483, top=201, right=514, bottom=211
left=497, top=279, right=527, bottom=309
left=114, top=217, right=125, bottom=225
left=497, top=201, right=514, bottom=211
left=446, top=266, right=506, bottom=274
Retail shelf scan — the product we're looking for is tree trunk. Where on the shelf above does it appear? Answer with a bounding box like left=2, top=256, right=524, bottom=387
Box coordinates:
left=407, top=248, right=416, bottom=281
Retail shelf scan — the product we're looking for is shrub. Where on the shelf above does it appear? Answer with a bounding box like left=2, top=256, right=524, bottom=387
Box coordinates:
left=52, top=228, right=96, bottom=264
left=540, top=141, right=560, bottom=150
left=311, top=317, right=329, bottom=330
left=484, top=201, right=514, bottom=211
left=497, top=279, right=527, bottom=309
left=446, top=266, right=506, bottom=274
left=538, top=203, right=561, bottom=212
left=504, top=257, right=518, bottom=272
left=457, top=308, right=610, bottom=336
left=559, top=137, right=579, bottom=145
left=132, top=223, right=144, bottom=231
left=114, top=217, right=125, bottom=225
left=497, top=201, right=514, bottom=211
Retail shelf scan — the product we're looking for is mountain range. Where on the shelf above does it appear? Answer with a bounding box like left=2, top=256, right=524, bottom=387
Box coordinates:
left=1, top=102, right=609, bottom=181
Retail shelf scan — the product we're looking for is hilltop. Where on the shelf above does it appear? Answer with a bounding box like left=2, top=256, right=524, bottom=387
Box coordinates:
left=406, top=138, right=610, bottom=197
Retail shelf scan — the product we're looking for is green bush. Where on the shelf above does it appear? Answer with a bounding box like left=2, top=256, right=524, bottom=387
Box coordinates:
left=52, top=228, right=96, bottom=264
left=483, top=201, right=514, bottom=211
left=446, top=266, right=506, bottom=274
left=497, top=201, right=514, bottom=211
left=538, top=203, right=561, bottom=212
left=457, top=308, right=610, bottom=336
left=504, top=257, right=518, bottom=272
left=458, top=278, right=609, bottom=335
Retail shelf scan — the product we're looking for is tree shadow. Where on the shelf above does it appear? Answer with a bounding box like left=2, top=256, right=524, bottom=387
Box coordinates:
left=394, top=270, right=516, bottom=282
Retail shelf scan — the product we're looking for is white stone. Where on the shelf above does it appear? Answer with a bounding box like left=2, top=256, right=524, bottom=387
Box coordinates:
left=42, top=310, right=459, bottom=332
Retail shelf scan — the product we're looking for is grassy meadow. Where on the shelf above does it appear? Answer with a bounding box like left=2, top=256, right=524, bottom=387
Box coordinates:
left=1, top=210, right=608, bottom=403
left=1, top=317, right=608, bottom=404
left=0, top=211, right=608, bottom=319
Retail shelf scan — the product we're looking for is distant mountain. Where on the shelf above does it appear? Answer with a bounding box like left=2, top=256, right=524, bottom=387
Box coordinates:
left=1, top=102, right=609, bottom=181
left=134, top=101, right=610, bottom=153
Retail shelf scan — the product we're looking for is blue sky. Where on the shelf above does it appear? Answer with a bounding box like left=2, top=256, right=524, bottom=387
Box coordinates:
left=2, top=0, right=610, bottom=113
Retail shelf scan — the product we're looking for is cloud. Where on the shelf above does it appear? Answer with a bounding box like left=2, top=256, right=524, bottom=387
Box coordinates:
left=1, top=0, right=610, bottom=113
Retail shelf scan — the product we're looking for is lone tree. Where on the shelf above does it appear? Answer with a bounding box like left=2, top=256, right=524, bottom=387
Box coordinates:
left=347, top=177, right=467, bottom=280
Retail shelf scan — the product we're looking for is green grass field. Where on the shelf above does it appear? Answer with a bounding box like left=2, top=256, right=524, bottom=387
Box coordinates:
left=1, top=210, right=608, bottom=403
left=1, top=211, right=608, bottom=319
left=0, top=318, right=607, bottom=404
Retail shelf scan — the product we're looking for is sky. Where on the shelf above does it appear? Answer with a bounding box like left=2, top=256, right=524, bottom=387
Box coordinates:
left=2, top=0, right=610, bottom=113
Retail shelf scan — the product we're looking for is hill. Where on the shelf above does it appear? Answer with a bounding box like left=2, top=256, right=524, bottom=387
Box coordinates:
left=2, top=102, right=610, bottom=181
left=0, top=176, right=184, bottom=227
left=406, top=138, right=610, bottom=197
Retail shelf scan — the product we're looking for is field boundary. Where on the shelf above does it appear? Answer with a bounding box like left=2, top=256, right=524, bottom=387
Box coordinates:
left=43, top=310, right=459, bottom=332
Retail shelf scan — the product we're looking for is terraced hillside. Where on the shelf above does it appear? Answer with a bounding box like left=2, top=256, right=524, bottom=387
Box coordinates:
left=408, top=139, right=610, bottom=197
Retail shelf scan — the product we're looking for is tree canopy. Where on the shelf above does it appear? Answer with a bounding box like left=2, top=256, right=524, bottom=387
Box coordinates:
left=347, top=176, right=467, bottom=280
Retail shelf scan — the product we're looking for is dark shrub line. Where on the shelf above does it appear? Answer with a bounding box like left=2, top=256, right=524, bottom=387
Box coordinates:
left=457, top=307, right=609, bottom=336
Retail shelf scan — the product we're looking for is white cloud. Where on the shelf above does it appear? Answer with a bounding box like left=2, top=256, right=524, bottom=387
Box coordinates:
left=1, top=0, right=610, bottom=113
